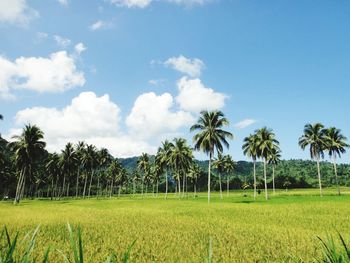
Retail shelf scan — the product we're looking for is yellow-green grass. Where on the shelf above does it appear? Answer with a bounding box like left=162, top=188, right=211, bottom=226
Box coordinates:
left=1, top=188, right=350, bottom=262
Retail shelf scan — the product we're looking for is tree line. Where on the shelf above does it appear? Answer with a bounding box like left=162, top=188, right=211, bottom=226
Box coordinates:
left=0, top=111, right=349, bottom=204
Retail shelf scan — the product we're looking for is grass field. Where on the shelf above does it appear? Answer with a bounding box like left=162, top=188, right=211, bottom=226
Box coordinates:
left=1, top=188, right=350, bottom=262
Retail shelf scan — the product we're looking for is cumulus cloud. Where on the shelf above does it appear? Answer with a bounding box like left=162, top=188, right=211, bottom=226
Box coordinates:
left=8, top=92, right=155, bottom=157
left=0, top=0, right=38, bottom=25
left=126, top=92, right=194, bottom=139
left=175, top=77, right=227, bottom=113
left=0, top=51, right=85, bottom=99
left=234, top=119, right=256, bottom=129
left=74, top=43, right=87, bottom=55
left=54, top=35, right=71, bottom=48
left=89, top=20, right=112, bottom=31
left=164, top=55, right=205, bottom=78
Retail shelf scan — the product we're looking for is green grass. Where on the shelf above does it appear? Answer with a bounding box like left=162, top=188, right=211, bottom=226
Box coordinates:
left=1, top=188, right=350, bottom=262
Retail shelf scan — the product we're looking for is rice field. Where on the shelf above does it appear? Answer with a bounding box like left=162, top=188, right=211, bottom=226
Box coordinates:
left=1, top=188, right=350, bottom=262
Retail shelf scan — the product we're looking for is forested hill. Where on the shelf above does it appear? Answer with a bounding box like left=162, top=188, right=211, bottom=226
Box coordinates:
left=120, top=157, right=350, bottom=189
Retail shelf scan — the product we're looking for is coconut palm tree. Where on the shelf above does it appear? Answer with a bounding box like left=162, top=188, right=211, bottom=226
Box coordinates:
left=188, top=163, right=202, bottom=197
left=268, top=147, right=282, bottom=195
left=45, top=153, right=60, bottom=200
left=169, top=138, right=193, bottom=198
left=156, top=140, right=174, bottom=199
left=212, top=153, right=225, bottom=199
left=256, top=127, right=280, bottom=200
left=96, top=148, right=113, bottom=197
left=299, top=123, right=326, bottom=197
left=81, top=144, right=97, bottom=198
left=190, top=110, right=233, bottom=203
left=324, top=127, right=349, bottom=195
left=137, top=153, right=150, bottom=197
left=242, top=134, right=259, bottom=200
left=223, top=154, right=235, bottom=197
left=107, top=159, right=122, bottom=197
left=12, top=124, right=46, bottom=204
left=59, top=142, right=77, bottom=197
left=74, top=141, right=86, bottom=198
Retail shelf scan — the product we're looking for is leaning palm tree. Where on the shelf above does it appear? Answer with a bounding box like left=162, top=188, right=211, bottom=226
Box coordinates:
left=324, top=127, right=349, bottom=195
left=12, top=124, right=46, bottom=204
left=190, top=110, right=233, bottom=203
left=156, top=140, right=174, bottom=199
left=169, top=138, right=193, bottom=198
left=299, top=123, right=326, bottom=197
left=268, top=147, right=282, bottom=195
left=256, top=127, right=280, bottom=200
left=242, top=134, right=259, bottom=200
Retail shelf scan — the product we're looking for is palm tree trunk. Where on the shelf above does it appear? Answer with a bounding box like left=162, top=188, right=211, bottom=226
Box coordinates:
left=83, top=174, right=88, bottom=199
left=253, top=160, right=257, bottom=200
left=97, top=177, right=100, bottom=198
left=226, top=176, right=229, bottom=197
left=88, top=169, right=94, bottom=198
left=133, top=179, right=136, bottom=197
left=219, top=172, right=223, bottom=199
left=141, top=176, right=144, bottom=198
left=333, top=156, right=340, bottom=196
left=316, top=158, right=323, bottom=197
left=263, top=159, right=268, bottom=200
left=118, top=186, right=121, bottom=198
left=14, top=168, right=25, bottom=204
left=66, top=182, right=70, bottom=197
left=182, top=172, right=185, bottom=197
left=194, top=177, right=197, bottom=198
left=75, top=167, right=80, bottom=198
left=51, top=177, right=54, bottom=201
left=61, top=174, right=66, bottom=198
left=165, top=170, right=168, bottom=199
left=156, top=179, right=159, bottom=197
left=177, top=174, right=181, bottom=197
left=272, top=165, right=276, bottom=195
left=208, top=152, right=212, bottom=203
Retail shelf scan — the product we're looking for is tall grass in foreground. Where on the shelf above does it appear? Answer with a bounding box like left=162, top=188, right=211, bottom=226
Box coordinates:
left=1, top=225, right=349, bottom=263
left=0, top=224, right=135, bottom=263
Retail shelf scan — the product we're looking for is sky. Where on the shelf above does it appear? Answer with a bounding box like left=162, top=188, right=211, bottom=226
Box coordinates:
left=0, top=0, right=350, bottom=162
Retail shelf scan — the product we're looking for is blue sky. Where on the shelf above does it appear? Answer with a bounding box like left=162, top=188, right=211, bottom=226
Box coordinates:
left=0, top=0, right=350, bottom=162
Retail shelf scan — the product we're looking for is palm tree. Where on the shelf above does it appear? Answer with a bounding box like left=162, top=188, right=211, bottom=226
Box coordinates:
left=96, top=148, right=113, bottom=197
left=242, top=134, right=259, bottom=200
left=45, top=153, right=60, bottom=200
left=223, top=155, right=235, bottom=197
left=324, top=127, right=349, bottom=195
left=137, top=153, right=150, bottom=197
left=212, top=153, right=225, bottom=199
left=256, top=127, right=280, bottom=200
left=299, top=123, right=326, bottom=197
left=75, top=141, right=86, bottom=198
left=107, top=159, right=122, bottom=198
left=268, top=147, right=282, bottom=195
left=156, top=140, right=174, bottom=199
left=12, top=125, right=46, bottom=204
left=81, top=144, right=97, bottom=198
left=188, top=163, right=202, bottom=197
left=169, top=138, right=193, bottom=198
left=190, top=110, right=233, bottom=203
left=59, top=142, right=77, bottom=197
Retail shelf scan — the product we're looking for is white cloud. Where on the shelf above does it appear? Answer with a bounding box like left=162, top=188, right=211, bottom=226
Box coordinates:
left=109, top=0, right=152, bottom=8
left=7, top=92, right=157, bottom=157
left=175, top=77, right=227, bottom=113
left=36, top=32, right=48, bottom=41
left=148, top=79, right=166, bottom=87
left=126, top=92, right=194, bottom=139
left=164, top=55, right=205, bottom=78
left=53, top=35, right=71, bottom=48
left=57, top=0, right=68, bottom=6
left=89, top=20, right=111, bottom=31
left=234, top=119, right=256, bottom=129
left=74, top=43, right=87, bottom=55
left=167, top=0, right=210, bottom=6
left=0, top=51, right=85, bottom=99
left=0, top=0, right=38, bottom=25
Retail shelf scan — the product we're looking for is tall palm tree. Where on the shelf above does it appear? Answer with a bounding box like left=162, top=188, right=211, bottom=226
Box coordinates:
left=256, top=127, right=280, bottom=200
left=324, top=127, right=349, bottom=195
left=59, top=142, right=77, bottom=197
left=12, top=124, right=46, bottom=204
left=156, top=140, right=174, bottom=199
left=190, top=110, right=233, bottom=203
left=96, top=148, right=113, bottom=197
left=242, top=134, right=259, bottom=200
left=268, top=147, right=282, bottom=195
left=169, top=138, right=193, bottom=198
left=75, top=141, right=86, bottom=198
left=81, top=144, right=97, bottom=198
left=212, top=153, right=225, bottom=199
left=137, top=153, right=150, bottom=197
left=107, top=159, right=122, bottom=197
left=45, top=153, right=60, bottom=200
left=223, top=154, right=235, bottom=197
left=188, top=163, right=201, bottom=197
left=299, top=123, right=326, bottom=197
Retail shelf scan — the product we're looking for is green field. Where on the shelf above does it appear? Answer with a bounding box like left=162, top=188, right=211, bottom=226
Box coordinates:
left=1, top=189, right=350, bottom=262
